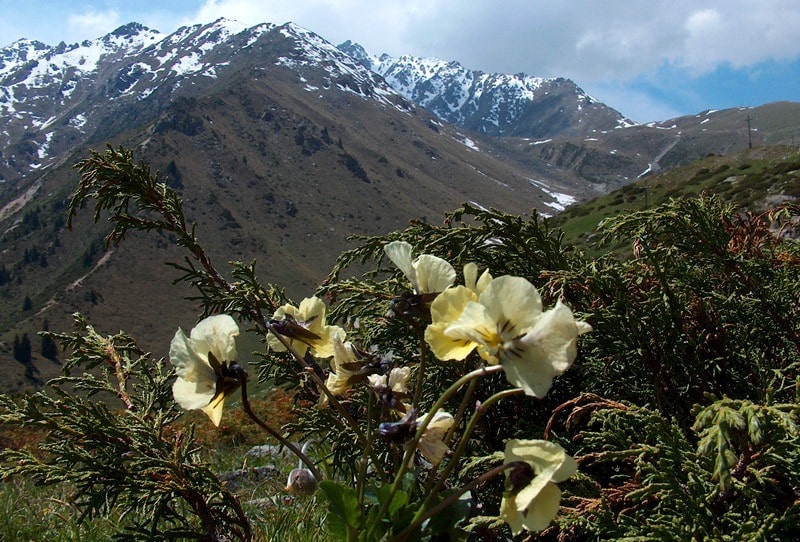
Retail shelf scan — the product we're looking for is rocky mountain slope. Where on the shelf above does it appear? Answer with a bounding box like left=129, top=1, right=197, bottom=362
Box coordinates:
left=338, top=41, right=631, bottom=138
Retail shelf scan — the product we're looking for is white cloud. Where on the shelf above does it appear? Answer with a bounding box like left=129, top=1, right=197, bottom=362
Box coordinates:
left=67, top=9, right=122, bottom=40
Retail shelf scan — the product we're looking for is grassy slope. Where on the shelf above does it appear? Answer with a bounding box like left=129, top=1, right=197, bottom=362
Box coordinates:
left=552, top=145, right=800, bottom=251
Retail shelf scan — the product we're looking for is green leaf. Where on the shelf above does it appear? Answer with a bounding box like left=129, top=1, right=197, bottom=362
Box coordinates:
left=319, top=480, right=362, bottom=537
left=425, top=489, right=473, bottom=536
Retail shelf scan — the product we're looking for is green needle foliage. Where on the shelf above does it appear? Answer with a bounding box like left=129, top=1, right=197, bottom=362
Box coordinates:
left=1, top=145, right=799, bottom=541
left=0, top=315, right=251, bottom=541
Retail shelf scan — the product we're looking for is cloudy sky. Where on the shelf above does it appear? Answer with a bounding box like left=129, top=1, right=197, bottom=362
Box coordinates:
left=2, top=0, right=799, bottom=123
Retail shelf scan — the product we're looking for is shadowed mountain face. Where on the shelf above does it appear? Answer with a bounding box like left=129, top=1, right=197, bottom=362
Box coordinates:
left=0, top=17, right=798, bottom=391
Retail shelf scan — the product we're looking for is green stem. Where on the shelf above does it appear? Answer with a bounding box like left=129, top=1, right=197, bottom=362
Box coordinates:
left=421, top=388, right=524, bottom=513
left=390, top=462, right=518, bottom=542
left=357, top=392, right=375, bottom=505
left=411, top=326, right=428, bottom=410
left=366, top=364, right=504, bottom=541
left=445, top=377, right=477, bottom=446
left=421, top=376, right=478, bottom=496
left=235, top=365, right=321, bottom=481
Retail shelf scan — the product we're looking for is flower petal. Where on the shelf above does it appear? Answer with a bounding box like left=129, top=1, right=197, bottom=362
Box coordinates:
left=445, top=300, right=498, bottom=347
left=413, top=254, right=455, bottom=294
left=417, top=411, right=454, bottom=464
left=516, top=482, right=562, bottom=532
left=505, top=439, right=577, bottom=481
left=502, top=301, right=587, bottom=397
left=501, top=347, right=558, bottom=398
left=429, top=285, right=475, bottom=323
left=425, top=322, right=477, bottom=361
left=170, top=328, right=216, bottom=383
left=313, top=324, right=345, bottom=358
left=501, top=439, right=576, bottom=533
left=384, top=241, right=415, bottom=284
left=172, top=376, right=216, bottom=410
left=479, top=276, right=543, bottom=333
left=200, top=391, right=227, bottom=426
left=500, top=492, right=525, bottom=535
left=189, top=314, right=239, bottom=363
left=388, top=367, right=411, bottom=394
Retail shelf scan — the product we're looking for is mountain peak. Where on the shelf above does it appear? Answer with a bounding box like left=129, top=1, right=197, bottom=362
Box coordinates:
left=337, top=40, right=370, bottom=65
left=108, top=22, right=154, bottom=38
left=337, top=45, right=625, bottom=137
left=204, top=17, right=248, bottom=35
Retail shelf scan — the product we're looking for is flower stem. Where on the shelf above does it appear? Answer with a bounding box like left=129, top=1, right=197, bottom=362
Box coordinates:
left=234, top=364, right=321, bottom=481
left=357, top=392, right=375, bottom=506
left=366, top=364, right=503, bottom=541
left=411, top=326, right=428, bottom=410
left=422, top=388, right=524, bottom=509
left=390, top=462, right=517, bottom=542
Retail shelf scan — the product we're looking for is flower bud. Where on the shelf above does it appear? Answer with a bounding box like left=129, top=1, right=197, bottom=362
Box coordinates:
left=285, top=468, right=318, bottom=496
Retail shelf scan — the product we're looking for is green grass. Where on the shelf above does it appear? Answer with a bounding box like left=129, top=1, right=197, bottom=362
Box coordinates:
left=0, top=479, right=118, bottom=541
left=0, top=450, right=332, bottom=541
left=0, top=387, right=334, bottom=541
left=553, top=145, right=800, bottom=251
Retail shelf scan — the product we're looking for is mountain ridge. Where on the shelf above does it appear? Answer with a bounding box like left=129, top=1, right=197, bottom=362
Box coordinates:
left=337, top=40, right=632, bottom=138
left=0, top=18, right=586, bottom=391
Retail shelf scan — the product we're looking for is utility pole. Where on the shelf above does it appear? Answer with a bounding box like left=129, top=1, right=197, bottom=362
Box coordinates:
left=746, top=115, right=752, bottom=149
left=643, top=176, right=649, bottom=209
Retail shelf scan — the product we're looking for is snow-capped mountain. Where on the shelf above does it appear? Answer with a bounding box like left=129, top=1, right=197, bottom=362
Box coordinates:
left=0, top=19, right=406, bottom=186
left=338, top=40, right=632, bottom=138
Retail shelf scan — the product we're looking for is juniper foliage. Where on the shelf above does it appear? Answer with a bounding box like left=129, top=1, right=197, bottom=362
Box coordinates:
left=0, top=314, right=251, bottom=541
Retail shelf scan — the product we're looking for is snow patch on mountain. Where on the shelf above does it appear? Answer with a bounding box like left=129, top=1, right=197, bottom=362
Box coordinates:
left=277, top=24, right=405, bottom=109
left=529, top=179, right=577, bottom=211
left=338, top=40, right=629, bottom=138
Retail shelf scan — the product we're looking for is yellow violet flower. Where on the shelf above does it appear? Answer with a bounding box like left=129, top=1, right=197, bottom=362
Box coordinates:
left=425, top=285, right=480, bottom=360
left=268, top=296, right=344, bottom=358
left=463, top=262, right=492, bottom=295
left=415, top=410, right=454, bottom=464
left=367, top=366, right=411, bottom=395
left=170, top=314, right=241, bottom=426
left=500, top=439, right=577, bottom=534
left=425, top=263, right=494, bottom=359
left=425, top=275, right=591, bottom=397
left=325, top=336, right=362, bottom=396
left=384, top=240, right=456, bottom=294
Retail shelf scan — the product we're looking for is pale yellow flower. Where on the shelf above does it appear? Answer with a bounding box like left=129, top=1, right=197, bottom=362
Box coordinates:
left=424, top=263, right=493, bottom=360
left=268, top=296, right=344, bottom=358
left=325, top=336, right=361, bottom=396
left=463, top=262, right=492, bottom=295
left=415, top=410, right=454, bottom=464
left=425, top=275, right=591, bottom=397
left=367, top=366, right=411, bottom=395
left=424, top=285, right=480, bottom=360
left=384, top=240, right=456, bottom=294
left=500, top=439, right=577, bottom=534
left=170, top=314, right=240, bottom=426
